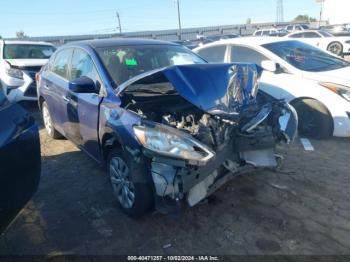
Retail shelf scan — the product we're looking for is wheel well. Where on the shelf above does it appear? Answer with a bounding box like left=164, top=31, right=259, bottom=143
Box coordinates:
left=290, top=97, right=334, bottom=135
left=101, top=133, right=122, bottom=162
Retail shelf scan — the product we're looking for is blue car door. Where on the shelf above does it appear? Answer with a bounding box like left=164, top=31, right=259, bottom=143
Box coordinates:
left=63, top=48, right=102, bottom=162
left=41, top=48, right=73, bottom=135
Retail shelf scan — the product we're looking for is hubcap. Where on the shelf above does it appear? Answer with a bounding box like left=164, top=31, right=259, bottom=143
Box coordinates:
left=43, top=105, right=53, bottom=135
left=329, top=43, right=341, bottom=55
left=109, top=157, right=135, bottom=209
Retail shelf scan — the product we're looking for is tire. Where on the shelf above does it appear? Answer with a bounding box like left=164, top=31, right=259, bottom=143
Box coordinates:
left=292, top=99, right=333, bottom=139
left=107, top=148, right=153, bottom=217
left=42, top=101, right=62, bottom=139
left=327, top=41, right=343, bottom=56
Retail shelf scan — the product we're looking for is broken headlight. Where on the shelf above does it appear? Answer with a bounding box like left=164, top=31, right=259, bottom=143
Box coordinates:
left=133, top=123, right=215, bottom=164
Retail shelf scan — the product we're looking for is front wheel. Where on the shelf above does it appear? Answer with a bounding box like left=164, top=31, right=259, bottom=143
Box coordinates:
left=108, top=148, right=153, bottom=217
left=292, top=99, right=333, bottom=139
left=327, top=42, right=343, bottom=56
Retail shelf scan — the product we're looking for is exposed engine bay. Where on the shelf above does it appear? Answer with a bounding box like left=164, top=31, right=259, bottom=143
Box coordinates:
left=119, top=64, right=298, bottom=212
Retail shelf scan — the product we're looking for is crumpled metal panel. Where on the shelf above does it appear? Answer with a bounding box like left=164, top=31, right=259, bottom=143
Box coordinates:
left=119, top=63, right=262, bottom=118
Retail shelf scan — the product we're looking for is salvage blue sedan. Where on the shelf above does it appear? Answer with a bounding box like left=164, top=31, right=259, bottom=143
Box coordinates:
left=37, top=39, right=297, bottom=217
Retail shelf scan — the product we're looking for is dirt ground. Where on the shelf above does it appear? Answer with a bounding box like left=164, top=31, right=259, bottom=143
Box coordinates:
left=1, top=103, right=350, bottom=256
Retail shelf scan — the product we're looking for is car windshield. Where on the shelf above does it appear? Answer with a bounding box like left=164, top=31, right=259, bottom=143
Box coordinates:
left=262, top=40, right=350, bottom=72
left=318, top=30, right=333, bottom=37
left=301, top=24, right=309, bottom=29
left=97, top=44, right=205, bottom=86
left=3, top=44, right=56, bottom=59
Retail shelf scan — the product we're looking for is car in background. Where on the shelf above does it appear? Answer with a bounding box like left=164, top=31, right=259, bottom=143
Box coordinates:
left=286, top=30, right=350, bottom=56
left=0, top=91, right=41, bottom=234
left=0, top=40, right=56, bottom=102
left=37, top=39, right=297, bottom=217
left=320, top=25, right=350, bottom=37
left=194, top=37, right=350, bottom=139
left=285, top=24, right=309, bottom=32
left=171, top=40, right=198, bottom=50
left=253, top=28, right=288, bottom=37
left=196, top=33, right=240, bottom=46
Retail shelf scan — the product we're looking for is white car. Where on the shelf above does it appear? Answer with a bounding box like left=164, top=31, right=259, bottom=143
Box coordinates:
left=285, top=24, right=309, bottom=32
left=286, top=30, right=350, bottom=56
left=194, top=37, right=350, bottom=138
left=253, top=28, right=288, bottom=37
left=0, top=40, right=56, bottom=102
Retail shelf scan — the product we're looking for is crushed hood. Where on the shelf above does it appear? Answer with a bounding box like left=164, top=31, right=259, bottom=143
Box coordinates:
left=119, top=63, right=262, bottom=118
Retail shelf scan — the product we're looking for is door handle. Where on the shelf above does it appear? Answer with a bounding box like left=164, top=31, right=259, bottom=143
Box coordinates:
left=62, top=96, right=70, bottom=103
left=44, top=84, right=50, bottom=90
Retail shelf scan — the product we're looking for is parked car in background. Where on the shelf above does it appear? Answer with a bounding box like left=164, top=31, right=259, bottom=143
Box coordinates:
left=285, top=24, right=309, bottom=32
left=171, top=40, right=198, bottom=50
left=37, top=39, right=297, bottom=217
left=0, top=40, right=56, bottom=102
left=0, top=91, right=41, bottom=234
left=320, top=25, right=350, bottom=37
left=197, top=33, right=240, bottom=46
left=253, top=28, right=288, bottom=37
left=286, top=30, right=350, bottom=56
left=194, top=37, right=350, bottom=139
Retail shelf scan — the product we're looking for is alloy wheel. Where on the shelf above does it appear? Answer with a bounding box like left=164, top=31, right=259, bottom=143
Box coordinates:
left=43, top=105, right=53, bottom=136
left=109, top=157, right=135, bottom=209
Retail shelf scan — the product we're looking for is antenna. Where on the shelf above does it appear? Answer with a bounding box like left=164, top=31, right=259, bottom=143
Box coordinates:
left=276, top=0, right=284, bottom=24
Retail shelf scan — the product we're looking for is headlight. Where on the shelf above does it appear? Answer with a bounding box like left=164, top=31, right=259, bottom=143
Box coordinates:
left=133, top=123, right=215, bottom=165
left=319, top=82, right=350, bottom=102
left=6, top=67, right=24, bottom=80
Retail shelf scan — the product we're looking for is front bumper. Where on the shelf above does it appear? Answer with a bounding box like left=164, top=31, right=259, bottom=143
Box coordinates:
left=0, top=70, right=38, bottom=102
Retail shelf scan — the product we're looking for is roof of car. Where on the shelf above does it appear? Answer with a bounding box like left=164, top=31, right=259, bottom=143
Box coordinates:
left=0, top=40, right=54, bottom=45
left=67, top=38, right=178, bottom=48
left=196, top=37, right=288, bottom=48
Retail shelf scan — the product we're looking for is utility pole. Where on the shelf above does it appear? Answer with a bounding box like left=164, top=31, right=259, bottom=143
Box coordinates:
left=176, top=0, right=182, bottom=40
left=276, top=0, right=284, bottom=24
left=116, top=11, right=122, bottom=34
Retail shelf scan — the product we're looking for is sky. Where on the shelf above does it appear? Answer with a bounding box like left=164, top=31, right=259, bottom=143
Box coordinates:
left=0, top=0, right=321, bottom=38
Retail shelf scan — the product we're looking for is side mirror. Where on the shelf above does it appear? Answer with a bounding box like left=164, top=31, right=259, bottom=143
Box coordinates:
left=68, top=76, right=97, bottom=94
left=261, top=60, right=281, bottom=73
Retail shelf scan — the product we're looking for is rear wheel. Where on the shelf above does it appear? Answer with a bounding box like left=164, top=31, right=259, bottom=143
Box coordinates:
left=108, top=148, right=153, bottom=217
left=292, top=99, right=333, bottom=139
left=327, top=41, right=343, bottom=56
left=42, top=101, right=62, bottom=139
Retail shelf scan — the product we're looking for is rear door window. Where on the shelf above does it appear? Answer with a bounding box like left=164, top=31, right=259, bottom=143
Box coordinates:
left=230, top=45, right=268, bottom=66
left=196, top=45, right=227, bottom=62
left=51, top=48, right=73, bottom=79
left=302, top=32, right=319, bottom=38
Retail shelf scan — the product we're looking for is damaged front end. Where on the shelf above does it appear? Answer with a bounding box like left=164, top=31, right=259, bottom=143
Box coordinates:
left=118, top=63, right=297, bottom=213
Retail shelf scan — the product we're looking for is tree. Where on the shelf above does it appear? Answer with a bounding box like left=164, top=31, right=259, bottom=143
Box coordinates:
left=246, top=18, right=252, bottom=24
left=293, top=15, right=317, bottom=22
left=16, top=30, right=28, bottom=39
left=0, top=35, right=2, bottom=39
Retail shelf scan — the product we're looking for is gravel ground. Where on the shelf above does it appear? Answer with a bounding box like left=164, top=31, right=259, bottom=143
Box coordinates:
left=0, top=104, right=350, bottom=256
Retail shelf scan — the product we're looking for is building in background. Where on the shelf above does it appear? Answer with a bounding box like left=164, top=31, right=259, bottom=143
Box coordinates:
left=321, top=0, right=349, bottom=24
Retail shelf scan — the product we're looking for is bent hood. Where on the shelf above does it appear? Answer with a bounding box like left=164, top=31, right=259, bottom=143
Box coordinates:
left=119, top=63, right=262, bottom=118
left=5, top=59, right=48, bottom=68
